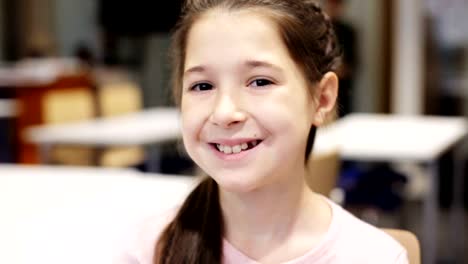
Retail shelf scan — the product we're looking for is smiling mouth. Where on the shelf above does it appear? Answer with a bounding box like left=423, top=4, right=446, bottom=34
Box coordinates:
left=209, top=140, right=263, bottom=155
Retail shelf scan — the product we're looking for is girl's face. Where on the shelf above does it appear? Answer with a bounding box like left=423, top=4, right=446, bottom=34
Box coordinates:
left=181, top=10, right=329, bottom=192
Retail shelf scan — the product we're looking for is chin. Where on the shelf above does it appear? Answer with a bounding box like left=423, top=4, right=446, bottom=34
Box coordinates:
left=209, top=171, right=264, bottom=194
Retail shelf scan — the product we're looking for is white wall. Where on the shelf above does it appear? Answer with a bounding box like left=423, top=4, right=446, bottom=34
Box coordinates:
left=391, top=0, right=425, bottom=115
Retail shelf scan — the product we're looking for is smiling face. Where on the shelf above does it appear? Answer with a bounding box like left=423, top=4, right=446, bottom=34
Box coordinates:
left=181, top=9, right=326, bottom=192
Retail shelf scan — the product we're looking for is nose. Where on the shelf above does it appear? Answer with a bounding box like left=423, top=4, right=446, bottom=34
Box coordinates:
left=209, top=91, right=247, bottom=128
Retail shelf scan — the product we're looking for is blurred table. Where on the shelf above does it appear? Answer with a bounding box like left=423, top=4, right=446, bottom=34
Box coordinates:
left=315, top=113, right=466, bottom=161
left=26, top=107, right=180, bottom=146
left=0, top=164, right=196, bottom=264
left=25, top=107, right=181, bottom=171
left=315, top=113, right=467, bottom=264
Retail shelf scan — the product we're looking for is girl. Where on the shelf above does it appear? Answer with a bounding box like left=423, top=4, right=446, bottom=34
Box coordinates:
left=121, top=0, right=408, bottom=263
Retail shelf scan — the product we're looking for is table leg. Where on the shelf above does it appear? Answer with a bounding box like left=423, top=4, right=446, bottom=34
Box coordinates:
left=93, top=146, right=104, bottom=166
left=450, top=139, right=466, bottom=263
left=38, top=144, right=52, bottom=164
left=146, top=145, right=161, bottom=173
left=423, top=161, right=438, bottom=264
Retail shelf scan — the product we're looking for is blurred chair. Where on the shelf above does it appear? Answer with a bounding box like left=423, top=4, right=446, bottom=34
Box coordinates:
left=97, top=82, right=142, bottom=116
left=305, top=110, right=341, bottom=200
left=305, top=148, right=341, bottom=199
left=96, top=81, right=144, bottom=167
left=382, top=228, right=420, bottom=264
left=43, top=88, right=96, bottom=165
left=44, top=81, right=145, bottom=167
left=12, top=70, right=93, bottom=163
left=43, top=88, right=95, bottom=124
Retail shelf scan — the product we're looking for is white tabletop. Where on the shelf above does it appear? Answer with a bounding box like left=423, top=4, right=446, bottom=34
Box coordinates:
left=25, top=107, right=182, bottom=146
left=314, top=113, right=468, bottom=162
left=0, top=165, right=196, bottom=264
left=0, top=58, right=82, bottom=87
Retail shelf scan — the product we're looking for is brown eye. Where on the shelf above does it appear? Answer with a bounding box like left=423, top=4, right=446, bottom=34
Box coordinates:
left=191, top=83, right=213, bottom=91
left=249, top=79, right=273, bottom=87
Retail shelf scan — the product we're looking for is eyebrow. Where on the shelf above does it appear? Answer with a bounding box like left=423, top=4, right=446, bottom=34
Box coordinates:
left=184, top=65, right=206, bottom=75
left=183, top=60, right=283, bottom=76
left=244, top=59, right=282, bottom=72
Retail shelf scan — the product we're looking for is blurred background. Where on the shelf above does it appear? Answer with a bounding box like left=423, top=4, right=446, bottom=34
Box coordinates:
left=0, top=0, right=467, bottom=263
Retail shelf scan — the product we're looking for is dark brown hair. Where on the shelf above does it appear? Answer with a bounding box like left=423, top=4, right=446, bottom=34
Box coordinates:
left=155, top=1, right=341, bottom=263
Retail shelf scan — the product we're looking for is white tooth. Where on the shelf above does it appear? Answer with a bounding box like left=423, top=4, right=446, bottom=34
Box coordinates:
left=217, top=144, right=224, bottom=152
left=232, top=145, right=242, bottom=153
left=251, top=140, right=258, bottom=147
left=223, top=145, right=232, bottom=154
left=241, top=143, right=248, bottom=150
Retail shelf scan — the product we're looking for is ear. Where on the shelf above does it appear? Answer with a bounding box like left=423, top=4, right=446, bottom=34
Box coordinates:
left=312, top=71, right=338, bottom=126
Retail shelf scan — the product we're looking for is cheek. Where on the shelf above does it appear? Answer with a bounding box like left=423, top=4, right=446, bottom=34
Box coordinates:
left=180, top=96, right=210, bottom=147
left=180, top=112, right=204, bottom=167
left=181, top=110, right=199, bottom=142
left=258, top=88, right=313, bottom=129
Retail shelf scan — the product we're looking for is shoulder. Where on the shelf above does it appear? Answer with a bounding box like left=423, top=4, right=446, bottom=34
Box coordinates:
left=328, top=201, right=408, bottom=264
left=114, top=207, right=179, bottom=264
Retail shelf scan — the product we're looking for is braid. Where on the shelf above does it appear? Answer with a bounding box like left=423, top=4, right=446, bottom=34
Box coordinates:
left=305, top=0, right=342, bottom=76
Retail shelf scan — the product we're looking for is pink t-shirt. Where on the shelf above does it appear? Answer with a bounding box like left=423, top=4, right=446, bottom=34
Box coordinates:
left=117, top=198, right=408, bottom=264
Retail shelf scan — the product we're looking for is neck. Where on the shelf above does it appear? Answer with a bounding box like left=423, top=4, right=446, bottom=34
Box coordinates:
left=219, top=170, right=331, bottom=260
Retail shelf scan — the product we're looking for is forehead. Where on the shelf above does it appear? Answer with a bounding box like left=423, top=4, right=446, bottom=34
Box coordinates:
left=184, top=9, right=297, bottom=71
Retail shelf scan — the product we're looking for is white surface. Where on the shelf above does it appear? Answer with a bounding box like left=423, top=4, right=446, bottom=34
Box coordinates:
left=315, top=113, right=468, bottom=162
left=0, top=99, right=17, bottom=118
left=25, top=107, right=182, bottom=146
left=0, top=58, right=81, bottom=87
left=0, top=165, right=196, bottom=264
